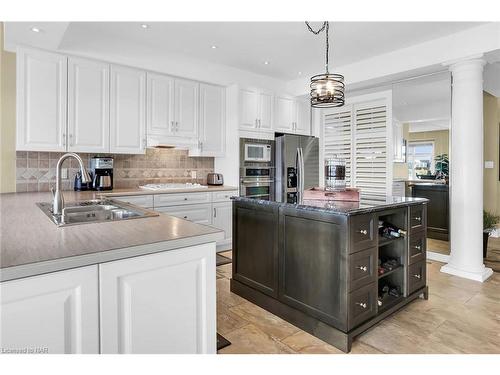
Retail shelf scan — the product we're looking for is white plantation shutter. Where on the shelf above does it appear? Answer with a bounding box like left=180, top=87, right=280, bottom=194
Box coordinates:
left=323, top=109, right=352, bottom=185
left=322, top=94, right=391, bottom=198
left=353, top=103, right=387, bottom=198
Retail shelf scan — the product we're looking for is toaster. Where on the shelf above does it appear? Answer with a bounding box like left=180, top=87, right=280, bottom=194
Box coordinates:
left=207, top=173, right=224, bottom=186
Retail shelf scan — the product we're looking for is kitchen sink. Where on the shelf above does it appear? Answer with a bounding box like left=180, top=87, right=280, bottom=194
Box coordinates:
left=37, top=199, right=159, bottom=227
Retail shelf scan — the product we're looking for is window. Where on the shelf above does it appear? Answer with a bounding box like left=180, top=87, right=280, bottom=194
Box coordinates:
left=407, top=141, right=435, bottom=179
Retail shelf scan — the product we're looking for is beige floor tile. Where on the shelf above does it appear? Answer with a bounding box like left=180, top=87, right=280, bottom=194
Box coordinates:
left=218, top=324, right=297, bottom=354
left=216, top=278, right=247, bottom=307
left=217, top=300, right=249, bottom=335
left=281, top=331, right=344, bottom=354
left=229, top=300, right=301, bottom=340
left=216, top=263, right=233, bottom=279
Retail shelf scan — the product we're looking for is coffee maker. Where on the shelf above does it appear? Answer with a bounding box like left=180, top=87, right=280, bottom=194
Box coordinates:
left=89, top=156, right=113, bottom=191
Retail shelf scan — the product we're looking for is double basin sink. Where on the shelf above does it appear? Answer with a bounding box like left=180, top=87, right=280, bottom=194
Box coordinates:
left=37, top=199, right=159, bottom=227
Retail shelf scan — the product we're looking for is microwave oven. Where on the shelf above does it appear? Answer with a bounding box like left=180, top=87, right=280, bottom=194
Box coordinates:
left=244, top=143, right=272, bottom=162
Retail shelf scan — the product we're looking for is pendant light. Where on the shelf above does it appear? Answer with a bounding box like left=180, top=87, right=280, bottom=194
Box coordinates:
left=305, top=21, right=345, bottom=108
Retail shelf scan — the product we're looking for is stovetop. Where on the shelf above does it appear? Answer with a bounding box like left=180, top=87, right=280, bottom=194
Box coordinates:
left=139, top=183, right=209, bottom=191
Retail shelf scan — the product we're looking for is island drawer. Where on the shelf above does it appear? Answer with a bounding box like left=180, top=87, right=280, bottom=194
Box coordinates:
left=111, top=195, right=154, bottom=208
left=349, top=247, right=377, bottom=291
left=154, top=192, right=211, bottom=207
left=212, top=190, right=239, bottom=202
left=407, top=260, right=426, bottom=295
left=348, top=282, right=377, bottom=330
left=349, top=213, right=376, bottom=253
left=409, top=204, right=427, bottom=234
left=408, top=232, right=427, bottom=265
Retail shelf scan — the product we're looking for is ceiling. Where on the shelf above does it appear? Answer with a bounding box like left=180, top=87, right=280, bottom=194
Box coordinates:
left=5, top=21, right=487, bottom=81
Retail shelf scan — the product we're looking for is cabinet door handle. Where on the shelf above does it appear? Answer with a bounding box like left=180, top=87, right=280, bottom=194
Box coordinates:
left=176, top=122, right=179, bottom=132
left=356, top=265, right=368, bottom=272
left=258, top=119, right=261, bottom=128
left=183, top=215, right=188, bottom=219
left=355, top=302, right=367, bottom=309
left=413, top=274, right=421, bottom=279
left=69, top=134, right=73, bottom=146
left=413, top=216, right=422, bottom=222
left=214, top=207, right=217, bottom=218
left=357, top=229, right=368, bottom=235
left=184, top=197, right=188, bottom=201
left=414, top=245, right=421, bottom=251
left=62, top=132, right=66, bottom=147
left=255, top=119, right=258, bottom=128
left=170, top=121, right=174, bottom=132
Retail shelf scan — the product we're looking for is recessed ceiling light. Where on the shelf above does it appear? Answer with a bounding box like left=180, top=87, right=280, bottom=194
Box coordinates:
left=140, top=24, right=150, bottom=29
left=30, top=27, right=41, bottom=33
left=211, top=45, right=218, bottom=49
left=263, top=61, right=270, bottom=65
left=298, top=71, right=302, bottom=76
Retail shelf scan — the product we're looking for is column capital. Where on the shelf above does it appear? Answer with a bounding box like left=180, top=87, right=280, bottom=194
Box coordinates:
left=443, top=54, right=486, bottom=72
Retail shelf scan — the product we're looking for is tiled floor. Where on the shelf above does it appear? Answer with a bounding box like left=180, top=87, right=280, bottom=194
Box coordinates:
left=216, top=251, right=500, bottom=354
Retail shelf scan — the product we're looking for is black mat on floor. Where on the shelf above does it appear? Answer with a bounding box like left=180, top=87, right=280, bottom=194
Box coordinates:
left=217, top=333, right=231, bottom=351
left=216, top=253, right=232, bottom=266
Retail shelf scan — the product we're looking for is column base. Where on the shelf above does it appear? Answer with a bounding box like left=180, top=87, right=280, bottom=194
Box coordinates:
left=440, top=263, right=493, bottom=282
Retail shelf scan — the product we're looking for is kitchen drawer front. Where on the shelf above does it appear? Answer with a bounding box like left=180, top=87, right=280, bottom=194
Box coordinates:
left=154, top=192, right=211, bottom=207
left=407, top=260, right=426, bottom=295
left=155, top=204, right=212, bottom=225
left=349, top=247, right=377, bottom=291
left=111, top=195, right=154, bottom=208
left=349, top=214, right=376, bottom=253
left=409, top=204, right=427, bottom=234
left=408, top=232, right=427, bottom=265
left=348, top=282, right=377, bottom=330
left=212, top=190, right=239, bottom=202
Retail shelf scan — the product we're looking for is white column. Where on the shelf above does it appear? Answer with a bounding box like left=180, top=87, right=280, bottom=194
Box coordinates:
left=441, top=57, right=493, bottom=282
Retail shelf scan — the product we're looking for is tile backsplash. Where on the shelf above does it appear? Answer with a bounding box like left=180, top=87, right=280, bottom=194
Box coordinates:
left=15, top=148, right=214, bottom=192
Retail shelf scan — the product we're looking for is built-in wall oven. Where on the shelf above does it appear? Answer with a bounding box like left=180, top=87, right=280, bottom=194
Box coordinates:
left=240, top=138, right=275, bottom=200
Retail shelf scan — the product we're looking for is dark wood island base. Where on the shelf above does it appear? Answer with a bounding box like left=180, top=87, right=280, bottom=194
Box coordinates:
left=230, top=196, right=429, bottom=353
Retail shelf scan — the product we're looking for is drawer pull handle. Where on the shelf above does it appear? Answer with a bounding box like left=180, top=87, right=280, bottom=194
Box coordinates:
left=184, top=197, right=188, bottom=201
left=356, top=265, right=368, bottom=272
left=414, top=245, right=421, bottom=250
left=413, top=216, right=422, bottom=222
left=356, top=302, right=367, bottom=309
left=183, top=216, right=188, bottom=219
left=357, top=229, right=368, bottom=235
left=413, top=274, right=421, bottom=279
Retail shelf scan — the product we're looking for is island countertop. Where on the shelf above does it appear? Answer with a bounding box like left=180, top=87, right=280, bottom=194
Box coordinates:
left=0, top=190, right=224, bottom=281
left=232, top=195, right=428, bottom=216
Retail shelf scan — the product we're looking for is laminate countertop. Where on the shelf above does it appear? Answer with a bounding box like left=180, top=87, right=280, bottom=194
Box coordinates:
left=101, top=185, right=239, bottom=197
left=0, top=190, right=225, bottom=282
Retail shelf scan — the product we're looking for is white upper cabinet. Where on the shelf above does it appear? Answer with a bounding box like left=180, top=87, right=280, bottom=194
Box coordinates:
left=275, top=95, right=311, bottom=135
left=239, top=88, right=260, bottom=130
left=274, top=95, right=295, bottom=132
left=67, top=57, right=110, bottom=153
left=239, top=88, right=274, bottom=138
left=174, top=78, right=199, bottom=138
left=198, top=83, right=226, bottom=156
left=147, top=73, right=175, bottom=137
left=110, top=65, right=146, bottom=154
left=0, top=266, right=99, bottom=354
left=294, top=98, right=311, bottom=135
left=16, top=48, right=67, bottom=152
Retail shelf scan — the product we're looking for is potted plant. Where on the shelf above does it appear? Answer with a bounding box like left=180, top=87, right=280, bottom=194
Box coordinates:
left=483, top=210, right=500, bottom=258
left=434, top=153, right=449, bottom=180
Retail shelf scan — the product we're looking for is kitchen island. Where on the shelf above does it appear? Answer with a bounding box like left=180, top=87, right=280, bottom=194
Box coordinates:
left=231, top=196, right=429, bottom=352
left=0, top=190, right=226, bottom=354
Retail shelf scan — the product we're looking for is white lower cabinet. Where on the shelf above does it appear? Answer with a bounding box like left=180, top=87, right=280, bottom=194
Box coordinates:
left=99, top=243, right=216, bottom=354
left=212, top=201, right=233, bottom=251
left=0, top=266, right=99, bottom=354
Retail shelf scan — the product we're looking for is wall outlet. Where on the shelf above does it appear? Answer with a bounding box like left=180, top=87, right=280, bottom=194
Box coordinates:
left=190, top=170, right=197, bottom=179
left=61, top=168, right=68, bottom=179
left=485, top=161, right=494, bottom=169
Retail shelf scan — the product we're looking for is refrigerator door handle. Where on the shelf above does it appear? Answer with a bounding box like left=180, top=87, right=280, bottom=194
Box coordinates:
left=296, top=147, right=305, bottom=204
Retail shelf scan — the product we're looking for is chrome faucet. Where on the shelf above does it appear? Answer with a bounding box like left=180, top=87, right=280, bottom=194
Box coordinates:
left=52, top=153, right=92, bottom=215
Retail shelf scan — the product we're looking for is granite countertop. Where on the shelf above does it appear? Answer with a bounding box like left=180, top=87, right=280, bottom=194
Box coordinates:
left=0, top=190, right=224, bottom=281
left=101, top=185, right=239, bottom=197
left=232, top=195, right=428, bottom=216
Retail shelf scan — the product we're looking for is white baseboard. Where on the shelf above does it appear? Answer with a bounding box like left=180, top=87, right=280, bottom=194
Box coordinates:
left=440, top=263, right=493, bottom=282
left=427, top=251, right=450, bottom=263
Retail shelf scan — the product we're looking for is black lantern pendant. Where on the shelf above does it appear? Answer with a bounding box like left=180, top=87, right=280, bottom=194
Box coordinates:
left=306, top=21, right=345, bottom=108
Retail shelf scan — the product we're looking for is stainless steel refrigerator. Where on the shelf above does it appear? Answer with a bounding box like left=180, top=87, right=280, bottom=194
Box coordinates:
left=275, top=134, right=319, bottom=204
